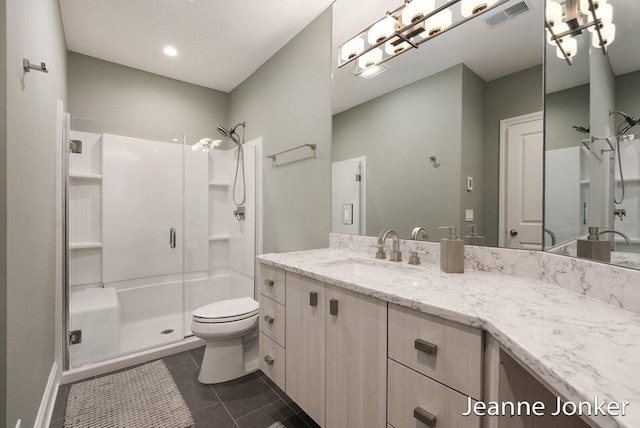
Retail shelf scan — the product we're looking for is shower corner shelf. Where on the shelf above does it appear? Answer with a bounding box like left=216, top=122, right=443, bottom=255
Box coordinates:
left=209, top=181, right=231, bottom=187
left=209, top=235, right=230, bottom=241
left=70, top=173, right=103, bottom=181
left=70, top=242, right=103, bottom=250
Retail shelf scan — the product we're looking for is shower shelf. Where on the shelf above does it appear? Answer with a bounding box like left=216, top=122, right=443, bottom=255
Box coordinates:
left=209, top=181, right=231, bottom=187
left=70, top=173, right=103, bottom=181
left=209, top=235, right=230, bottom=241
left=70, top=242, right=103, bottom=250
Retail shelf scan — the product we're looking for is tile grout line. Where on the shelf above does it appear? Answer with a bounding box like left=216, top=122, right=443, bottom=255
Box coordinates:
left=233, top=397, right=285, bottom=424
left=210, top=383, right=240, bottom=428
left=256, top=373, right=314, bottom=428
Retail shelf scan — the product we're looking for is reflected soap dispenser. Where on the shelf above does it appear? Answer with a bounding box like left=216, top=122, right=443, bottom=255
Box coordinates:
left=439, top=226, right=464, bottom=273
left=464, top=224, right=486, bottom=246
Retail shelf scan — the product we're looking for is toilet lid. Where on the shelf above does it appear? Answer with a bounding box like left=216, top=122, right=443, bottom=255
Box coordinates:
left=193, top=297, right=259, bottom=323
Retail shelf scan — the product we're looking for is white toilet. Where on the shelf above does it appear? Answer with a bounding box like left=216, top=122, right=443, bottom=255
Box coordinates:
left=191, top=297, right=260, bottom=384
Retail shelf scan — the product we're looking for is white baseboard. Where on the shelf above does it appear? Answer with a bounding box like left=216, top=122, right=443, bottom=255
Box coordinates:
left=34, top=362, right=59, bottom=428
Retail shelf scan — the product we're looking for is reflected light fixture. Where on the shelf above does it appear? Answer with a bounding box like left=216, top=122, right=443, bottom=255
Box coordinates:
left=163, top=46, right=178, bottom=57
left=545, top=0, right=615, bottom=65
left=338, top=0, right=510, bottom=77
left=359, top=64, right=390, bottom=79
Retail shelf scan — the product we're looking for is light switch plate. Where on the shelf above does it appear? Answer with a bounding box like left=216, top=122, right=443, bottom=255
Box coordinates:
left=466, top=209, right=474, bottom=221
left=342, top=204, right=353, bottom=225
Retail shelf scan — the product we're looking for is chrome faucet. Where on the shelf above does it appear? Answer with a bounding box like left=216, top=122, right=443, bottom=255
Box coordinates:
left=411, top=227, right=429, bottom=241
left=544, top=228, right=557, bottom=247
left=588, top=227, right=632, bottom=246
left=376, top=229, right=402, bottom=262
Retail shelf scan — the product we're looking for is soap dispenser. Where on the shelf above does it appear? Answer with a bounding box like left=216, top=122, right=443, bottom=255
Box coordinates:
left=439, top=226, right=464, bottom=273
left=464, top=224, right=486, bottom=246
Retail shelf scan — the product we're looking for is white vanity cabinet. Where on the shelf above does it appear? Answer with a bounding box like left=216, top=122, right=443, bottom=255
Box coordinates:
left=258, top=264, right=286, bottom=390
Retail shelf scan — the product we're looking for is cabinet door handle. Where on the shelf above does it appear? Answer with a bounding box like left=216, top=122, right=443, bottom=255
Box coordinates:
left=264, top=279, right=274, bottom=287
left=329, top=298, right=338, bottom=316
left=415, top=339, right=438, bottom=355
left=413, top=407, right=436, bottom=427
left=264, top=355, right=274, bottom=365
left=309, top=291, right=318, bottom=307
left=263, top=315, right=274, bottom=324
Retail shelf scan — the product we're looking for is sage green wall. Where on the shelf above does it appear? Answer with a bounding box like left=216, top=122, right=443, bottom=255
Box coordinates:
left=461, top=66, right=487, bottom=238
left=5, top=0, right=67, bottom=425
left=484, top=65, right=543, bottom=246
left=229, top=8, right=332, bottom=253
left=333, top=65, right=465, bottom=239
left=616, top=70, right=640, bottom=123
left=0, top=0, right=7, bottom=421
left=68, top=51, right=229, bottom=137
left=545, top=84, right=590, bottom=151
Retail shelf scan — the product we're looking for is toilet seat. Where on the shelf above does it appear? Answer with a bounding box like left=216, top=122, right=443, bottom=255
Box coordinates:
left=193, top=297, right=259, bottom=324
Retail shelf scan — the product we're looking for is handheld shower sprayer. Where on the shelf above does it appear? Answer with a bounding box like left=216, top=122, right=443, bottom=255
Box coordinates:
left=217, top=122, right=247, bottom=209
left=609, top=111, right=640, bottom=205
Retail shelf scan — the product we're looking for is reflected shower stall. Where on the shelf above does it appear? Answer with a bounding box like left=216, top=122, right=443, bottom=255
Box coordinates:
left=64, top=117, right=262, bottom=370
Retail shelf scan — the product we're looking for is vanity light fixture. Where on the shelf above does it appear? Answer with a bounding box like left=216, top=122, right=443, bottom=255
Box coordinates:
left=545, top=0, right=614, bottom=66
left=338, top=0, right=510, bottom=77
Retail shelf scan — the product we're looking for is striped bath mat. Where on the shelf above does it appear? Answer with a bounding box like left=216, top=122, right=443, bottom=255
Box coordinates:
left=64, top=360, right=193, bottom=428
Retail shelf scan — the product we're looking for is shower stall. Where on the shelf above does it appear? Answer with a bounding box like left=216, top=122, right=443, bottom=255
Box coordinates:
left=62, top=116, right=262, bottom=372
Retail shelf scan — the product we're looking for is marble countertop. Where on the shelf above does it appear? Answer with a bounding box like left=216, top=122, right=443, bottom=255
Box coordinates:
left=258, top=248, right=640, bottom=428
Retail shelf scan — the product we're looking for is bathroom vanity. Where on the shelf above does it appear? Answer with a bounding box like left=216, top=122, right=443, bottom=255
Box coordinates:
left=257, top=239, right=640, bottom=428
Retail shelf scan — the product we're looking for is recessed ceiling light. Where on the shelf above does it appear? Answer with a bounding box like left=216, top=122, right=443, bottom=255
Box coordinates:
left=163, top=46, right=178, bottom=57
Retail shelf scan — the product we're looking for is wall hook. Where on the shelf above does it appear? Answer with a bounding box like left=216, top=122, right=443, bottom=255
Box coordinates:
left=23, top=58, right=48, bottom=73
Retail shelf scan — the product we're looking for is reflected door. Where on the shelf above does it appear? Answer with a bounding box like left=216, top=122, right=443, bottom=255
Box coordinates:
left=501, top=113, right=544, bottom=250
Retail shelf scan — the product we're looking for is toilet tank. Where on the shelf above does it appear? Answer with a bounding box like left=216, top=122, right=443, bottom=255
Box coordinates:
left=69, top=287, right=120, bottom=367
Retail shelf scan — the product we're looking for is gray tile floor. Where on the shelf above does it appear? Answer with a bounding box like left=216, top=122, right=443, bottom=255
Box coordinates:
left=50, top=346, right=319, bottom=428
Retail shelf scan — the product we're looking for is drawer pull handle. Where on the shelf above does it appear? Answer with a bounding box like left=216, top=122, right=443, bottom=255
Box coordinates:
left=329, top=298, right=338, bottom=316
left=264, top=355, right=274, bottom=365
left=415, top=339, right=438, bottom=355
left=264, top=279, right=274, bottom=287
left=263, top=315, right=274, bottom=324
left=309, top=291, right=318, bottom=307
left=413, top=407, right=436, bottom=427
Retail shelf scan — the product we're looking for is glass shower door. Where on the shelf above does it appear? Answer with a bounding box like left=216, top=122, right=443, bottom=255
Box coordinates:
left=66, top=118, right=185, bottom=368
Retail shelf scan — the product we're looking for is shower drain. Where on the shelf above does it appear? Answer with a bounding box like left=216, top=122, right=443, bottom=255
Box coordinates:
left=160, top=329, right=174, bottom=335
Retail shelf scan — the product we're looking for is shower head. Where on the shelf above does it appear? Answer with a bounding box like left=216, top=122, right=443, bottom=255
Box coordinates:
left=217, top=122, right=245, bottom=146
left=572, top=125, right=590, bottom=134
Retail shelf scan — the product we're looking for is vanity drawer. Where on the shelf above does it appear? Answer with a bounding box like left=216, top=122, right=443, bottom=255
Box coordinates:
left=259, top=263, right=285, bottom=305
left=259, top=295, right=285, bottom=347
left=388, top=359, right=480, bottom=428
left=259, top=332, right=285, bottom=391
left=388, top=304, right=483, bottom=399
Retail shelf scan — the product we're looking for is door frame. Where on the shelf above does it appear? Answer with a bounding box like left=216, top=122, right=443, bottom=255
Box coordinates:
left=498, top=111, right=544, bottom=248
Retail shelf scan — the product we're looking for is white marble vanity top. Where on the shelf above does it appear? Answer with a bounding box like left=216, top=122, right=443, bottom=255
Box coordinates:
left=258, top=248, right=640, bottom=428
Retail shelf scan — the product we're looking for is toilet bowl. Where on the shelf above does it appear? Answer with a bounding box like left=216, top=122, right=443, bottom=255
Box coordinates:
left=191, top=297, right=259, bottom=384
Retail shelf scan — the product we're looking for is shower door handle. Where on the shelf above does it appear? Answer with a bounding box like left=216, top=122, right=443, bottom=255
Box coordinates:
left=170, top=228, right=176, bottom=249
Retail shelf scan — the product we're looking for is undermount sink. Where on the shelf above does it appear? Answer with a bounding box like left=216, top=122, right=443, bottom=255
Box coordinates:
left=314, top=258, right=414, bottom=280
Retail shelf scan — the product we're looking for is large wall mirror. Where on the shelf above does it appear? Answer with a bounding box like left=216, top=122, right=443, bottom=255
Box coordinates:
left=330, top=0, right=544, bottom=248
left=544, top=0, right=640, bottom=270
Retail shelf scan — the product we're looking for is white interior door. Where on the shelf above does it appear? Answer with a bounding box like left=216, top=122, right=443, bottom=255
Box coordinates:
left=332, top=157, right=365, bottom=235
left=103, top=134, right=184, bottom=283
left=500, top=113, right=544, bottom=250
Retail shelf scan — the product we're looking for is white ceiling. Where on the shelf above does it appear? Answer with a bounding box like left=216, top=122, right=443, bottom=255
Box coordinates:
left=332, top=0, right=545, bottom=114
left=59, top=0, right=334, bottom=93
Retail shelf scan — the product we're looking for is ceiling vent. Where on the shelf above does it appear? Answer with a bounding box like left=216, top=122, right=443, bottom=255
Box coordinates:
left=485, top=0, right=533, bottom=28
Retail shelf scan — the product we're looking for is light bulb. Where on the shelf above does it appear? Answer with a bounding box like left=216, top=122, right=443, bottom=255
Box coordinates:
left=461, top=0, right=499, bottom=18
left=424, top=9, right=453, bottom=37
left=358, top=48, right=383, bottom=70
left=340, top=37, right=365, bottom=62
left=547, top=22, right=569, bottom=45
left=402, top=0, right=435, bottom=25
left=556, top=36, right=578, bottom=59
left=385, top=40, right=411, bottom=55
left=579, top=0, right=606, bottom=16
left=368, top=15, right=397, bottom=45
left=545, top=1, right=563, bottom=28
left=588, top=3, right=613, bottom=32
left=592, top=23, right=615, bottom=47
